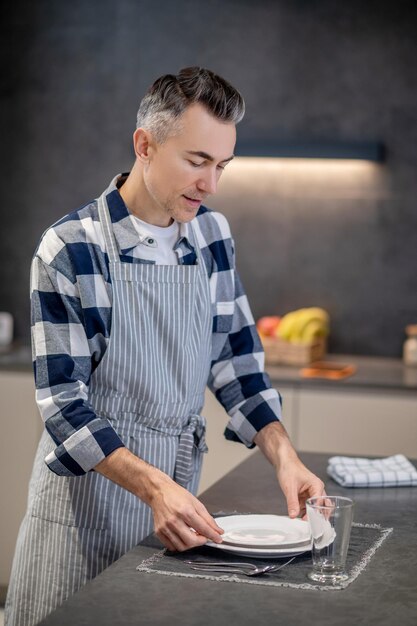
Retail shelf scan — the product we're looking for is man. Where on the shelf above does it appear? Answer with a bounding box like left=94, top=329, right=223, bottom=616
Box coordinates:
left=6, top=67, right=324, bottom=626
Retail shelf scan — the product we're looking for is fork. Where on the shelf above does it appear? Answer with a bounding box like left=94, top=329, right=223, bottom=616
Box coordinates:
left=184, top=555, right=296, bottom=577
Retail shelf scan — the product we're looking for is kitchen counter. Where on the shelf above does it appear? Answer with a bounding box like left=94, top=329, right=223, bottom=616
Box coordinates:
left=266, top=353, right=417, bottom=392
left=1, top=345, right=417, bottom=391
left=38, top=451, right=417, bottom=626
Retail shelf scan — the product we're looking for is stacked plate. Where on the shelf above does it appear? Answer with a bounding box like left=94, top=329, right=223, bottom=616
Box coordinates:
left=206, top=514, right=312, bottom=559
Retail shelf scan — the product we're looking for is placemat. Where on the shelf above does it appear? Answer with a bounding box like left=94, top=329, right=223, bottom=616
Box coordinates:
left=136, top=522, right=392, bottom=591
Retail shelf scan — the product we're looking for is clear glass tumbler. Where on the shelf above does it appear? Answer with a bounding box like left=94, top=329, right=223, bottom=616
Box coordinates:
left=306, top=496, right=354, bottom=583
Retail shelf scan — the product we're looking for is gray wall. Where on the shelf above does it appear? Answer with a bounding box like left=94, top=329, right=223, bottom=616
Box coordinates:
left=1, top=0, right=416, bottom=357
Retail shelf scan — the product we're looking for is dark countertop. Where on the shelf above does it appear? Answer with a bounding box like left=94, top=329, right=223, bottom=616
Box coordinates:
left=267, top=353, right=417, bottom=393
left=1, top=345, right=417, bottom=392
left=39, top=451, right=417, bottom=626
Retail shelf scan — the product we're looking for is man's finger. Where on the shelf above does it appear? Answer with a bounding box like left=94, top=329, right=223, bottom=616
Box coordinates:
left=185, top=509, right=224, bottom=543
left=160, top=526, right=190, bottom=553
left=174, top=523, right=211, bottom=550
left=160, top=519, right=211, bottom=552
left=194, top=501, right=224, bottom=533
left=192, top=502, right=224, bottom=539
left=286, top=489, right=300, bottom=518
left=311, top=481, right=326, bottom=498
left=156, top=532, right=177, bottom=552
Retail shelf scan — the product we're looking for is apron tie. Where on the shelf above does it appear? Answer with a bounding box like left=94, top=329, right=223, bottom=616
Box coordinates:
left=175, top=414, right=208, bottom=488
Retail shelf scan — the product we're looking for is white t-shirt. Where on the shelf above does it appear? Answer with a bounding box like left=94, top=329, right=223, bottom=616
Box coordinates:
left=130, top=215, right=179, bottom=265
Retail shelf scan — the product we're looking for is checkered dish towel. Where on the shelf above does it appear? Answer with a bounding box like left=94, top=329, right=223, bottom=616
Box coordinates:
left=327, top=454, right=417, bottom=487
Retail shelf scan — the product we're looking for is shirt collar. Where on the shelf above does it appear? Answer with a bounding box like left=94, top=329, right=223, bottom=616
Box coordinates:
left=103, top=173, right=195, bottom=258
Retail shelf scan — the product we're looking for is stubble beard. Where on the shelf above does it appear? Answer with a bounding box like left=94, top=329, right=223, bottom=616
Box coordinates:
left=146, top=177, right=203, bottom=224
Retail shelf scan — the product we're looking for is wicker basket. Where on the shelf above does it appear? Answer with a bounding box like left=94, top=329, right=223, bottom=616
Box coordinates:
left=261, top=335, right=327, bottom=366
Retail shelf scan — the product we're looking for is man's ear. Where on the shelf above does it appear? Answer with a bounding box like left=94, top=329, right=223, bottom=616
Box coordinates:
left=133, top=128, right=153, bottom=163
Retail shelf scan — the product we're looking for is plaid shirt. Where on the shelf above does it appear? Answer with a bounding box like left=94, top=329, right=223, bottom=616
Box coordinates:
left=31, top=174, right=282, bottom=477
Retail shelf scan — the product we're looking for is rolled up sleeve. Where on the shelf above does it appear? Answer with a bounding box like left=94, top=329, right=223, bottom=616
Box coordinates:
left=208, top=270, right=282, bottom=448
left=31, top=251, right=124, bottom=476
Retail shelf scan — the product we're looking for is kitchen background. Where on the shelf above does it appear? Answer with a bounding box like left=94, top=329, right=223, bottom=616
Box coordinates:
left=1, top=0, right=417, bottom=358
left=1, top=1, right=417, bottom=612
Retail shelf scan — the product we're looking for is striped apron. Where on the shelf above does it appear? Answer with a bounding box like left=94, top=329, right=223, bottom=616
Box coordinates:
left=5, top=192, right=212, bottom=626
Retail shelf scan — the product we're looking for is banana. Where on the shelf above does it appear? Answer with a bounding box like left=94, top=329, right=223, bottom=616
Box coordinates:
left=288, top=308, right=311, bottom=341
left=291, top=308, right=329, bottom=342
left=276, top=310, right=301, bottom=340
left=277, top=307, right=329, bottom=344
left=299, top=318, right=329, bottom=344
left=303, top=307, right=329, bottom=324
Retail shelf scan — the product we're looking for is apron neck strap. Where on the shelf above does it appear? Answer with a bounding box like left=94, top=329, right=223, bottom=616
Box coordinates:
left=184, top=221, right=201, bottom=264
left=98, top=192, right=120, bottom=263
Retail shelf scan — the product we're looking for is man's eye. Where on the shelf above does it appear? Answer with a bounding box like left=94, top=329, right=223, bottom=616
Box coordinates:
left=189, top=161, right=203, bottom=167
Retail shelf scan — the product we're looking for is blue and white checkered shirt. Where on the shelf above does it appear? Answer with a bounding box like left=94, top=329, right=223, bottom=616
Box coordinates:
left=31, top=174, right=282, bottom=476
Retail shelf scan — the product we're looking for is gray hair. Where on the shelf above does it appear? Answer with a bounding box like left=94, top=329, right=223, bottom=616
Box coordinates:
left=136, top=66, right=245, bottom=143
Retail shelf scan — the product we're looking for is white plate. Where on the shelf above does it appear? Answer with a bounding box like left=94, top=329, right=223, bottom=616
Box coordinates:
left=205, top=541, right=310, bottom=559
left=210, top=515, right=311, bottom=548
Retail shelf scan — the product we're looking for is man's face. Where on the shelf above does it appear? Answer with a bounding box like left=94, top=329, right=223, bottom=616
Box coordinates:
left=142, top=103, right=236, bottom=224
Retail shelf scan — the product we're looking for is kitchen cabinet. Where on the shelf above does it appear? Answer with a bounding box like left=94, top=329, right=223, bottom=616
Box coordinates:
left=266, top=355, right=417, bottom=457
left=0, top=372, right=42, bottom=596
left=296, top=387, right=417, bottom=457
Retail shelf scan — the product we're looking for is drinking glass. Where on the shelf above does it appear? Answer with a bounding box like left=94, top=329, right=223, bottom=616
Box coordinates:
left=306, top=496, right=354, bottom=583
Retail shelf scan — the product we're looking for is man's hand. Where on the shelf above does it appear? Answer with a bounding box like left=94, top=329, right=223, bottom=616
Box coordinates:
left=274, top=455, right=325, bottom=519
left=254, top=421, right=325, bottom=519
left=148, top=471, right=224, bottom=551
left=95, top=447, right=223, bottom=551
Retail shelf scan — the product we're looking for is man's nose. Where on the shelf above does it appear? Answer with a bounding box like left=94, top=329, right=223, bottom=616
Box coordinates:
left=198, top=169, right=218, bottom=195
